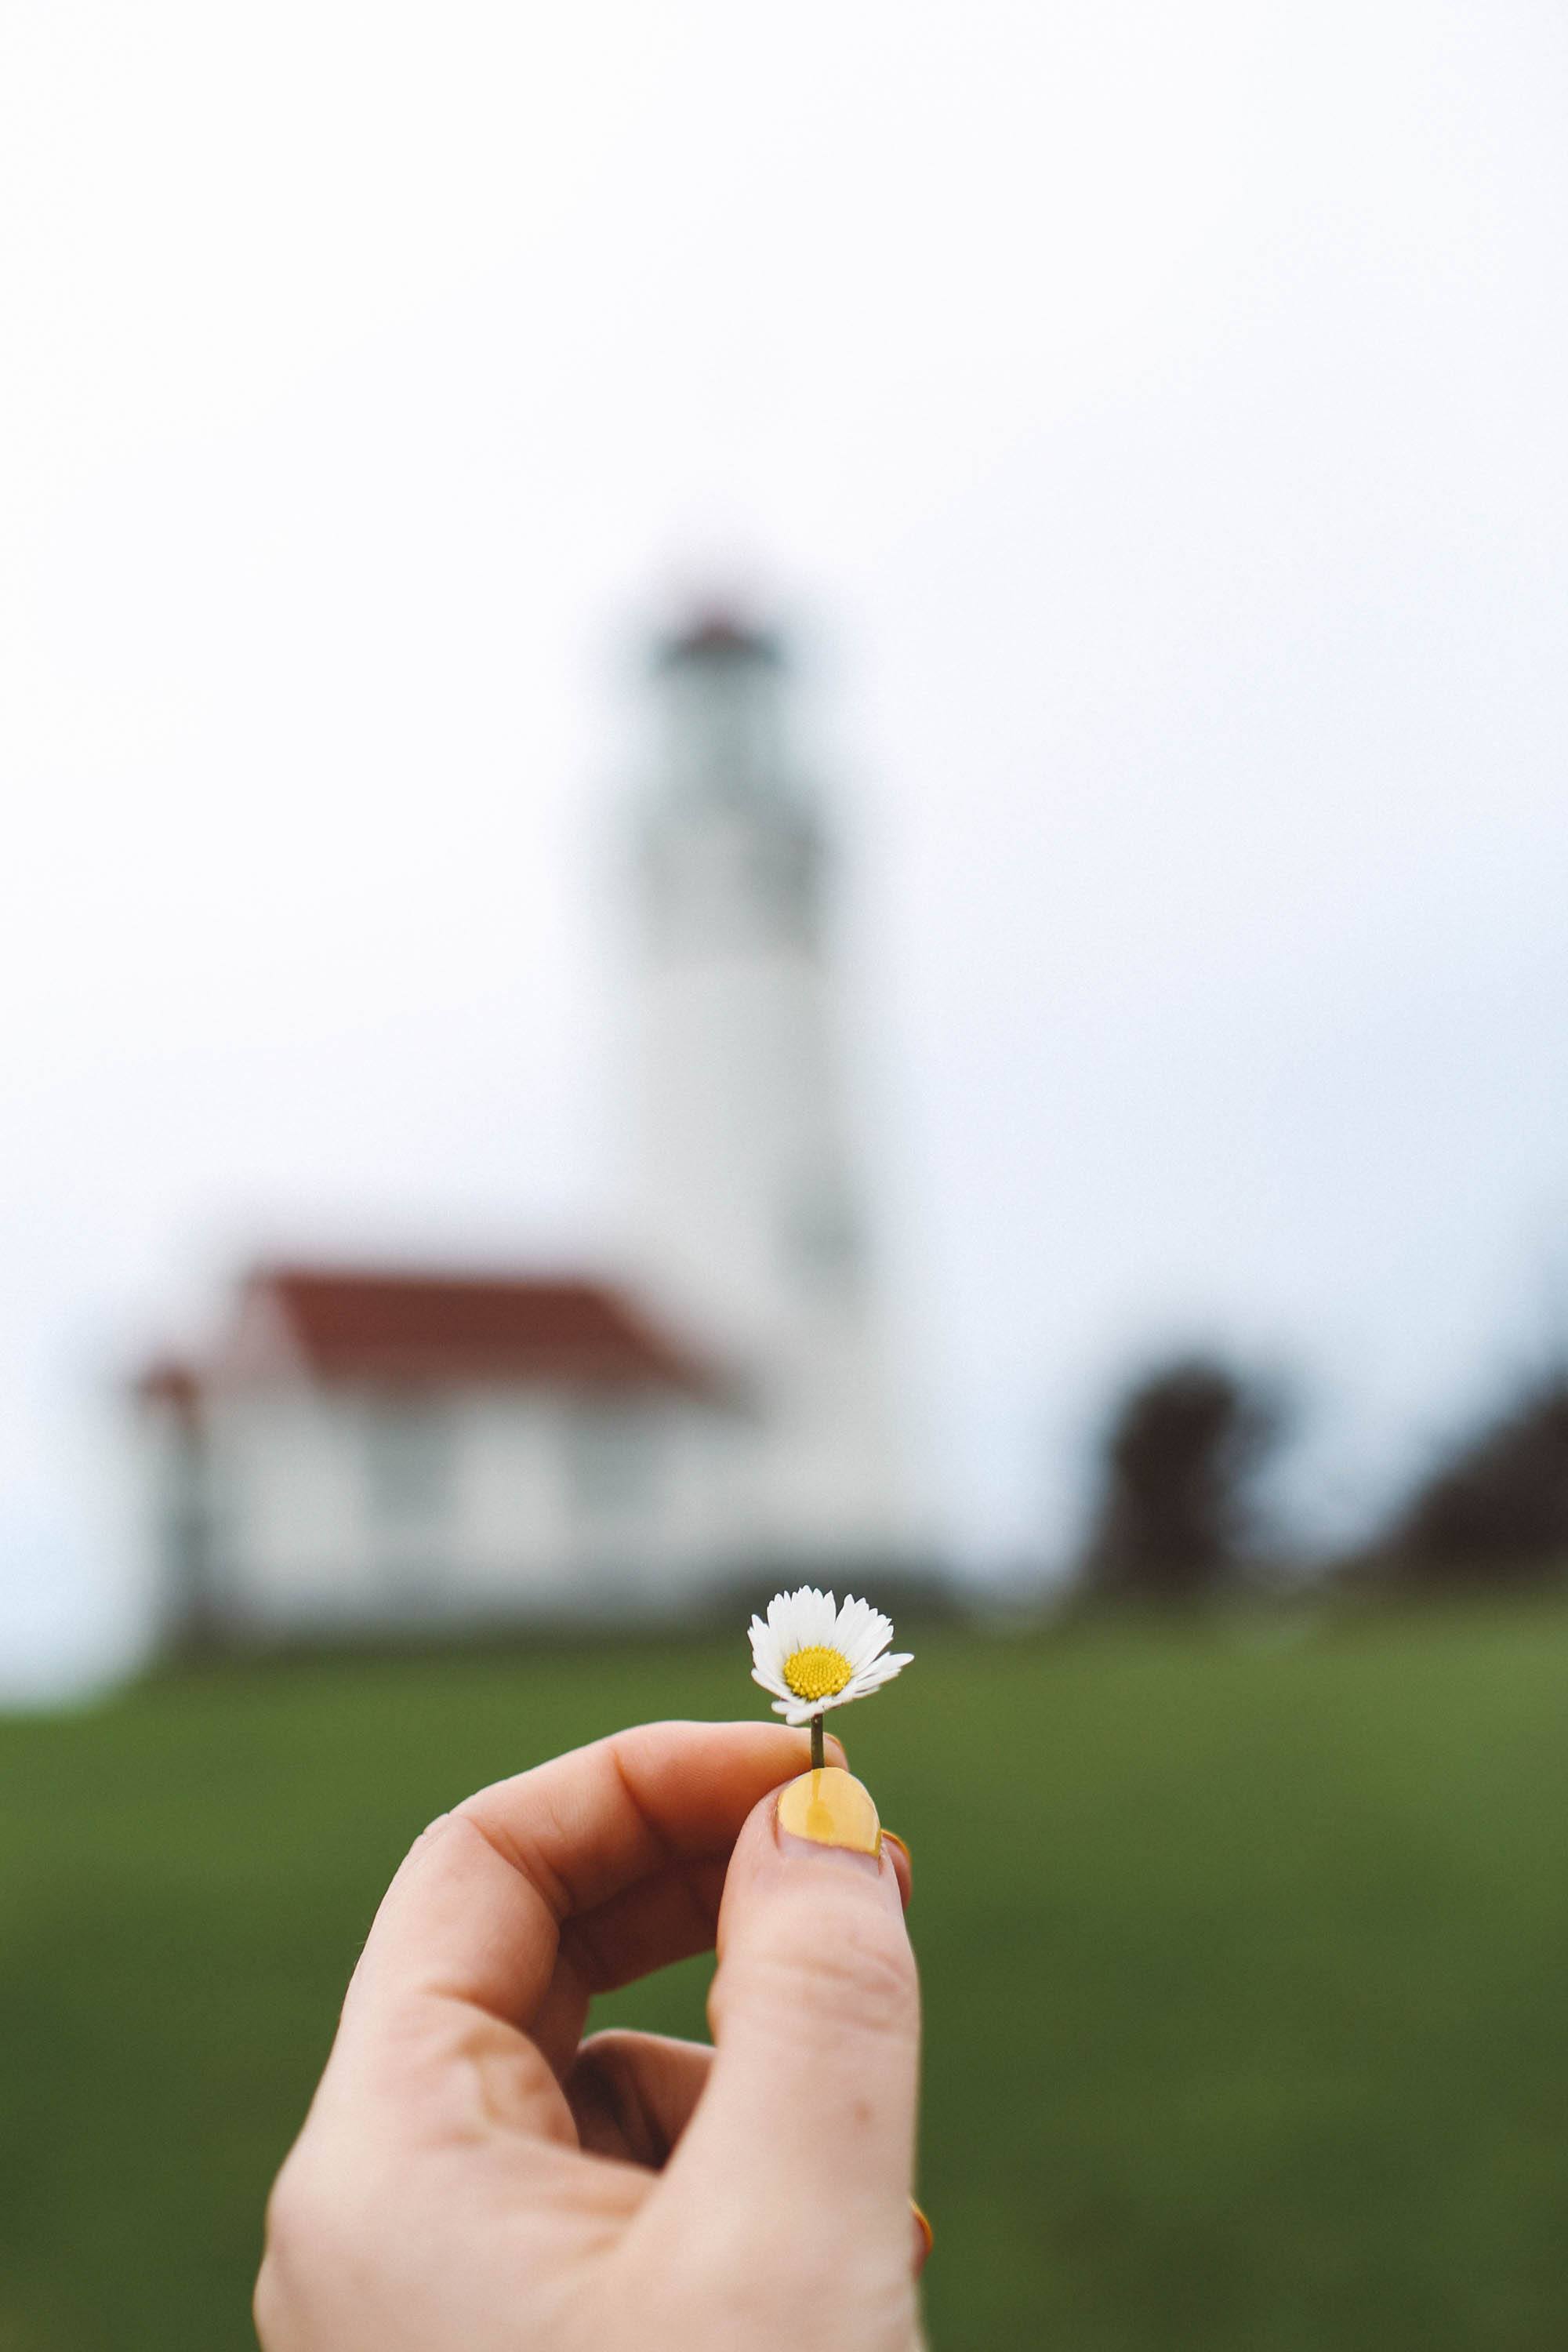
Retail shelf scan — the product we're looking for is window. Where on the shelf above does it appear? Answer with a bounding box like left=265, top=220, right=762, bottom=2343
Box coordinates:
left=567, top=1401, right=660, bottom=1519
left=783, top=1174, right=864, bottom=1282
left=363, top=1403, right=453, bottom=1533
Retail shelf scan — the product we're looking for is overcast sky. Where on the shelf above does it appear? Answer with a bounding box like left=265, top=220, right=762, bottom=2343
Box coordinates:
left=4, top=2, right=1567, bottom=1695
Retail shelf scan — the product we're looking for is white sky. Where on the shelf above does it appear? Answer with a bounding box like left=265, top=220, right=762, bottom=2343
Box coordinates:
left=4, top=1, right=1568, bottom=1693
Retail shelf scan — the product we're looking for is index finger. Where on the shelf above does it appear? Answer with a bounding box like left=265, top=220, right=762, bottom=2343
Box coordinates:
left=342, top=1719, right=828, bottom=2040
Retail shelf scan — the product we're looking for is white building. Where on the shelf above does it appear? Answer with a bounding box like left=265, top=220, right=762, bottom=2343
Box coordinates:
left=135, top=610, right=917, bottom=1645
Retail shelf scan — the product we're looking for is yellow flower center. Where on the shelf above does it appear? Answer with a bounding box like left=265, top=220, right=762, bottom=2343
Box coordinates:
left=782, top=1644, right=855, bottom=1702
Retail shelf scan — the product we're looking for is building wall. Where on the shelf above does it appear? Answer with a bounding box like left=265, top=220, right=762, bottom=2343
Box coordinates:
left=151, top=1379, right=754, bottom=1639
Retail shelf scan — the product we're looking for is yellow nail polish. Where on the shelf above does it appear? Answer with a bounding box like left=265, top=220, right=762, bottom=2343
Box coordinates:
left=911, top=2200, right=934, bottom=2266
left=881, top=1829, right=912, bottom=1871
left=776, top=1766, right=881, bottom=1856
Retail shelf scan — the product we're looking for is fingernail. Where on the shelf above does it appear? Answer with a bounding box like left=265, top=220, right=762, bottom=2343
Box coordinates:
left=775, top=1766, right=881, bottom=1857
left=911, top=2200, right=934, bottom=2270
left=881, top=1829, right=912, bottom=1871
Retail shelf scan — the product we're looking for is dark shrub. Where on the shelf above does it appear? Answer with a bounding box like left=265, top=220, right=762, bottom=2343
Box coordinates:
left=1080, top=1356, right=1284, bottom=1604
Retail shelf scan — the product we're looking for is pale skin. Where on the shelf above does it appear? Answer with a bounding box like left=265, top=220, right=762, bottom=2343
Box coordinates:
left=255, top=1719, right=925, bottom=2352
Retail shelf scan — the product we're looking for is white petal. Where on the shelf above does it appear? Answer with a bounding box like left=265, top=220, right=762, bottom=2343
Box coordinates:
left=849, top=1612, right=894, bottom=1669
left=797, top=1588, right=835, bottom=1651
left=843, top=1650, right=913, bottom=1700
left=749, top=1627, right=783, bottom=1680
left=858, top=1596, right=893, bottom=1646
left=833, top=1595, right=867, bottom=1655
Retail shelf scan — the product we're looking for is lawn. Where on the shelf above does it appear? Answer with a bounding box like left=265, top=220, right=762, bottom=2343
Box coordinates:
left=0, top=1606, right=1564, bottom=2350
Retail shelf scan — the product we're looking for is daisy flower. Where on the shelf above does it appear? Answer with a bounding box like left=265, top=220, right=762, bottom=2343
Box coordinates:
left=749, top=1587, right=913, bottom=1760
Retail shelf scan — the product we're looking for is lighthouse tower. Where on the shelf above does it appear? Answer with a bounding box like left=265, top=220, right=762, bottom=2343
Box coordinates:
left=629, top=612, right=912, bottom=1575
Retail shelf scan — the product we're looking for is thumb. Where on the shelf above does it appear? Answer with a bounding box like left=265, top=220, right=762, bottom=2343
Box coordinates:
left=672, top=1766, right=920, bottom=2246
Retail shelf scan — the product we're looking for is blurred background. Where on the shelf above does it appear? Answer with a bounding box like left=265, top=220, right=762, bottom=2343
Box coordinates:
left=3, top=3, right=1568, bottom=2346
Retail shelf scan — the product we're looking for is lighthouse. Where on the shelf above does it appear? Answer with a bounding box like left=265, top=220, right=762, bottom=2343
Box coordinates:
left=628, top=611, right=913, bottom=1575
left=132, top=604, right=924, bottom=1654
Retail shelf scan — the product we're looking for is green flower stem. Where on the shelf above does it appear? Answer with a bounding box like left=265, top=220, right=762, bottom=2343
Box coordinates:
left=811, top=1715, right=826, bottom=1772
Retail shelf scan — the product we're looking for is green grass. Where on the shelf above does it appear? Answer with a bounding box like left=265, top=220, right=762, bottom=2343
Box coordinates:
left=2, top=1607, right=1566, bottom=2350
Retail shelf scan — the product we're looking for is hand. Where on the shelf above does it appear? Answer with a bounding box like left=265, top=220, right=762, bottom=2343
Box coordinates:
left=255, top=1719, right=925, bottom=2352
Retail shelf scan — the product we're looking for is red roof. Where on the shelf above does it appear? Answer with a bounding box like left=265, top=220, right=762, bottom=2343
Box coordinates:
left=260, top=1268, right=718, bottom=1392
left=138, top=1268, right=725, bottom=1401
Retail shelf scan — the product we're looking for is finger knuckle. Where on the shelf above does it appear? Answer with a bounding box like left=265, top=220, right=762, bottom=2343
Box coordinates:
left=721, top=1905, right=917, bottom=2043
left=260, top=2146, right=325, bottom=2279
left=254, top=2165, right=313, bottom=2344
left=789, top=1928, right=918, bottom=2035
left=260, top=2137, right=369, bottom=2292
left=574, top=2026, right=638, bottom=2071
left=252, top=2241, right=305, bottom=2352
